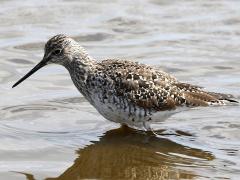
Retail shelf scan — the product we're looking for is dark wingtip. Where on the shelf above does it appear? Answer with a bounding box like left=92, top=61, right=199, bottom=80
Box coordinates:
left=224, top=99, right=239, bottom=103
left=207, top=92, right=238, bottom=103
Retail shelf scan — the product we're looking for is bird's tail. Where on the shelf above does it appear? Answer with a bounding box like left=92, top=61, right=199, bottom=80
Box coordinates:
left=174, top=83, right=238, bottom=106
left=207, top=92, right=238, bottom=103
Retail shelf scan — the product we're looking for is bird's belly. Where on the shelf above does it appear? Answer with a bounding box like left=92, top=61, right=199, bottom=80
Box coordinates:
left=91, top=97, right=140, bottom=124
left=90, top=95, right=147, bottom=125
left=89, top=94, right=183, bottom=128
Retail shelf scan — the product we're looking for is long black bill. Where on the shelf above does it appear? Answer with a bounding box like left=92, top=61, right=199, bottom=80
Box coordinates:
left=12, top=59, right=47, bottom=88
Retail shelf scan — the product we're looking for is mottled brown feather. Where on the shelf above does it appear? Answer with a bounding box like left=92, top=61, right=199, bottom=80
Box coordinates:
left=96, top=60, right=237, bottom=111
left=98, top=60, right=184, bottom=111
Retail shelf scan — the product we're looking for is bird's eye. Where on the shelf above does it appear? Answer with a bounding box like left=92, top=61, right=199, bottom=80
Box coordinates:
left=52, top=49, right=61, bottom=56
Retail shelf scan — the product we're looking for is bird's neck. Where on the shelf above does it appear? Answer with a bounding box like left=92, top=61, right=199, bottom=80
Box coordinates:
left=64, top=52, right=96, bottom=98
left=62, top=44, right=96, bottom=74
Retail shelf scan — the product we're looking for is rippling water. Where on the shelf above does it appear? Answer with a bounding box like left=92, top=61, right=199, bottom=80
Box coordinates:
left=0, top=0, right=240, bottom=179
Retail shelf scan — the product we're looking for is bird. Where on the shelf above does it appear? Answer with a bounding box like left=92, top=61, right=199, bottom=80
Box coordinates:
left=12, top=34, right=238, bottom=130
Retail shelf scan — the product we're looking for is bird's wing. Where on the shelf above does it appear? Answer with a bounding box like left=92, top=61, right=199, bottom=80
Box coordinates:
left=99, top=59, right=237, bottom=110
left=173, top=83, right=218, bottom=106
left=100, top=59, right=185, bottom=111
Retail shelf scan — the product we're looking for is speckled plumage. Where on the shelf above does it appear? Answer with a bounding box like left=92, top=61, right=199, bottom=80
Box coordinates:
left=13, top=34, right=238, bottom=130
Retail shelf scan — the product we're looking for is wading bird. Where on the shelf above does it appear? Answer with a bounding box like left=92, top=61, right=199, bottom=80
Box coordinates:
left=12, top=34, right=237, bottom=130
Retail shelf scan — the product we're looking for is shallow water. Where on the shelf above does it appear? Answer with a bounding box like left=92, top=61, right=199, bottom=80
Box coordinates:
left=0, top=0, right=240, bottom=179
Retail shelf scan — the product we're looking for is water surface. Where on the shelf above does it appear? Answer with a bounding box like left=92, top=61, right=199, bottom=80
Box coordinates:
left=0, top=0, right=240, bottom=179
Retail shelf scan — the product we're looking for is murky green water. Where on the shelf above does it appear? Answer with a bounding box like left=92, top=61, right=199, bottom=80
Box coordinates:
left=0, top=0, right=240, bottom=179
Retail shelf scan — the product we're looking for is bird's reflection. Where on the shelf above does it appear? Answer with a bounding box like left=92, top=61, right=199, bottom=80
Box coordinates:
left=21, top=127, right=214, bottom=180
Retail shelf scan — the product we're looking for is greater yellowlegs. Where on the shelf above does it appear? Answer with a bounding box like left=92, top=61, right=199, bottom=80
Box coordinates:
left=12, top=34, right=237, bottom=130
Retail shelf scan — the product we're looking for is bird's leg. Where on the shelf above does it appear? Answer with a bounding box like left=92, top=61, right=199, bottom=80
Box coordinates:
left=143, top=121, right=152, bottom=131
left=143, top=121, right=157, bottom=136
left=143, top=121, right=171, bottom=137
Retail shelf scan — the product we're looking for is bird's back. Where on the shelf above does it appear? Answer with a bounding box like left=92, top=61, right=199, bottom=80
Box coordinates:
left=97, top=59, right=234, bottom=107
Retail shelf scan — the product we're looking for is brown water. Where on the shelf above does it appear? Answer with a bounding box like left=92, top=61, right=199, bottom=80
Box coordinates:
left=0, top=0, right=240, bottom=179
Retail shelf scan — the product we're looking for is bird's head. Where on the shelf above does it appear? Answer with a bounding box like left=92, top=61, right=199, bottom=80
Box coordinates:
left=12, top=34, right=89, bottom=88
